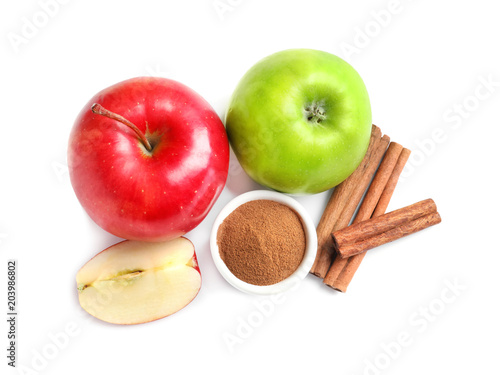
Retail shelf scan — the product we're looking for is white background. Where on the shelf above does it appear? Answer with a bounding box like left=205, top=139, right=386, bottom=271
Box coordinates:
left=1, top=0, right=499, bottom=374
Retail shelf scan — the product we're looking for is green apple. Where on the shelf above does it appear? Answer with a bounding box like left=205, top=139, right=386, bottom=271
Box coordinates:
left=225, top=49, right=372, bottom=194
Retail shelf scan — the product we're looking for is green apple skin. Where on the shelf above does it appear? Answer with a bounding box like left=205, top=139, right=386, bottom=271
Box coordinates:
left=225, top=49, right=372, bottom=194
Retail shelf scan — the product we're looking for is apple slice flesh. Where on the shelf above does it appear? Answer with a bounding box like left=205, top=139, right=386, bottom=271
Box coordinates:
left=76, top=237, right=201, bottom=325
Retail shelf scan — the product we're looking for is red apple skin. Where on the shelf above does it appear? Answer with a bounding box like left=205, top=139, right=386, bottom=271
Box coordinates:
left=68, top=77, right=229, bottom=241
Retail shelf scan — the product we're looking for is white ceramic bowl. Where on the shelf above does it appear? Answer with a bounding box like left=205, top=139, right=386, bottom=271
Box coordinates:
left=210, top=190, right=317, bottom=295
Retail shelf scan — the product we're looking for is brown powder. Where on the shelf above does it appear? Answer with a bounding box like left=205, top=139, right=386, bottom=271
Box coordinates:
left=216, top=199, right=306, bottom=286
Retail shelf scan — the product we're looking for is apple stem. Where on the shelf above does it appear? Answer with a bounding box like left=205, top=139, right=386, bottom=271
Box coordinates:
left=91, top=103, right=153, bottom=152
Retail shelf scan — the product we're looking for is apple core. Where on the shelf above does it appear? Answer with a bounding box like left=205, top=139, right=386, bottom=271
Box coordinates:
left=304, top=101, right=327, bottom=124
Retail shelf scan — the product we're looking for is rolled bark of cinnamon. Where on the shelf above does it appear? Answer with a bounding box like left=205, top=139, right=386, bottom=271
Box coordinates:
left=323, top=142, right=409, bottom=291
left=310, top=125, right=384, bottom=278
left=372, top=148, right=411, bottom=217
left=321, top=135, right=391, bottom=286
left=331, top=147, right=412, bottom=292
left=352, top=142, right=404, bottom=222
left=333, top=198, right=437, bottom=248
left=335, top=211, right=441, bottom=259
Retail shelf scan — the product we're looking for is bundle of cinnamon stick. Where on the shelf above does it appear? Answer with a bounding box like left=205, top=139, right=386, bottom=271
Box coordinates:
left=310, top=125, right=441, bottom=292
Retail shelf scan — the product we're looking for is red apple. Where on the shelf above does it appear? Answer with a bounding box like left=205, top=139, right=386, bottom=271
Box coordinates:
left=68, top=77, right=229, bottom=241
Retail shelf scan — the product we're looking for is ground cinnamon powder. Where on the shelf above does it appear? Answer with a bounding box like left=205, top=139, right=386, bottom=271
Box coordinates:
left=217, top=199, right=306, bottom=286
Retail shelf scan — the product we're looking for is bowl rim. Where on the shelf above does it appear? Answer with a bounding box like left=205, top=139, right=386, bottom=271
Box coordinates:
left=210, top=189, right=318, bottom=295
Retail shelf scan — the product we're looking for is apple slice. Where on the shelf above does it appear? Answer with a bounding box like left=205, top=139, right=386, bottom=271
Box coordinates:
left=76, top=237, right=201, bottom=325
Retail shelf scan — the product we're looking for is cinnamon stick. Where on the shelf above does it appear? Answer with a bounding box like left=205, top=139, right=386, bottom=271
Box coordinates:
left=354, top=142, right=403, bottom=221
left=320, top=134, right=390, bottom=282
left=336, top=211, right=441, bottom=259
left=309, top=184, right=361, bottom=277
left=334, top=149, right=411, bottom=292
left=373, top=148, right=411, bottom=217
left=331, top=134, right=391, bottom=232
left=309, top=125, right=382, bottom=278
left=333, top=198, right=437, bottom=248
left=323, top=141, right=405, bottom=291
